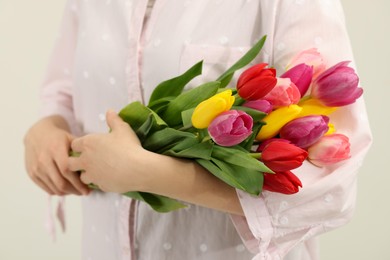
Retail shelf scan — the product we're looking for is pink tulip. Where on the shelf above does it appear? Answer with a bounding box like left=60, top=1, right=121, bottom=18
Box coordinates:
left=311, top=61, right=363, bottom=107
left=263, top=78, right=301, bottom=108
left=281, top=63, right=314, bottom=96
left=208, top=110, right=253, bottom=147
left=288, top=48, right=326, bottom=79
left=280, top=115, right=329, bottom=149
left=308, top=134, right=351, bottom=167
left=237, top=63, right=277, bottom=100
left=243, top=99, right=273, bottom=114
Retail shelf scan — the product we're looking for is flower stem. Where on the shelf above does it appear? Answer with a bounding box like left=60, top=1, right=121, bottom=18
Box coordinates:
left=250, top=152, right=261, bottom=159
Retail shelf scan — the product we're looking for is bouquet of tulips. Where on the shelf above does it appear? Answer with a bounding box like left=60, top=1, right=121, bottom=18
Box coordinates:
left=112, top=36, right=362, bottom=212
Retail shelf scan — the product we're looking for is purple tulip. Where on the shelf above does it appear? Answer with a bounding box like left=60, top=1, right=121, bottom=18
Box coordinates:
left=311, top=61, right=363, bottom=106
left=208, top=110, right=253, bottom=147
left=280, top=115, right=329, bottom=148
left=243, top=99, right=273, bottom=114
left=281, top=63, right=314, bottom=97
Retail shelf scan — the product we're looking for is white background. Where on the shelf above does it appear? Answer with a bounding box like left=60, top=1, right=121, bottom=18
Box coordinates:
left=0, top=0, right=388, bottom=259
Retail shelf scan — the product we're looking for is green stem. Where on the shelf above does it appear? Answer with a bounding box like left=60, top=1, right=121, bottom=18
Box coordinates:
left=250, top=152, right=261, bottom=160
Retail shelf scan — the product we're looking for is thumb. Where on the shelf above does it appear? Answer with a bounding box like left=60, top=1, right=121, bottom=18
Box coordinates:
left=106, top=109, right=123, bottom=131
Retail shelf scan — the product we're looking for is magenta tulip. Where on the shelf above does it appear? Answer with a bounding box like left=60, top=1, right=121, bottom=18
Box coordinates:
left=263, top=171, right=302, bottom=195
left=281, top=63, right=314, bottom=96
left=237, top=63, right=277, bottom=100
left=243, top=99, right=273, bottom=114
left=308, top=134, right=351, bottom=167
left=208, top=110, right=253, bottom=147
left=311, top=61, right=363, bottom=106
left=280, top=115, right=329, bottom=148
left=263, top=78, right=301, bottom=108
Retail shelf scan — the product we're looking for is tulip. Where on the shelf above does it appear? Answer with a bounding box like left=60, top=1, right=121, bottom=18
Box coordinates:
left=308, top=134, right=351, bottom=167
left=256, top=105, right=302, bottom=141
left=243, top=99, right=272, bottom=114
left=263, top=171, right=302, bottom=195
left=259, top=140, right=308, bottom=172
left=208, top=110, right=253, bottom=146
left=310, top=61, right=363, bottom=107
left=257, top=138, right=291, bottom=152
left=237, top=63, right=277, bottom=100
left=192, top=89, right=235, bottom=129
left=298, top=98, right=337, bottom=117
left=263, top=77, right=301, bottom=108
left=280, top=115, right=329, bottom=148
left=287, top=48, right=326, bottom=79
left=281, top=63, right=313, bottom=96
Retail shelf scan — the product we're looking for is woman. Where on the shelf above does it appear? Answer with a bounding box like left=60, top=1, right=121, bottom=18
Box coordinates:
left=24, top=0, right=372, bottom=259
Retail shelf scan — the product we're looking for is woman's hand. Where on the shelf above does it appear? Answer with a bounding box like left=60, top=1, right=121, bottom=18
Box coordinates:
left=68, top=110, right=148, bottom=193
left=24, top=115, right=90, bottom=196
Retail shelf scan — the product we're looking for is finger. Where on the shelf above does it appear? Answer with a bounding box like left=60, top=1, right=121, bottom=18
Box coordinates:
left=68, top=156, right=85, bottom=172
left=55, top=149, right=90, bottom=195
left=79, top=172, right=92, bottom=185
left=46, top=160, right=80, bottom=195
left=31, top=176, right=55, bottom=195
left=70, top=137, right=84, bottom=153
left=106, top=109, right=126, bottom=132
left=63, top=170, right=90, bottom=195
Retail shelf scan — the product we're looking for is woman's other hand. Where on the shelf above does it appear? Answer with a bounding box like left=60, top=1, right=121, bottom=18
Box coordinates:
left=24, top=115, right=90, bottom=196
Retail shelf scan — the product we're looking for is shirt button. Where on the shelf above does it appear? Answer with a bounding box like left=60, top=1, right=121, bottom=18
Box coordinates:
left=279, top=216, right=289, bottom=225
left=280, top=201, right=288, bottom=210
left=163, top=242, right=172, bottom=251
left=98, top=113, right=106, bottom=122
left=324, top=194, right=333, bottom=203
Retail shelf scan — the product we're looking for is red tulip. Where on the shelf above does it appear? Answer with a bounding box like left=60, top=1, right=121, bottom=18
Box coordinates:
left=263, top=171, right=302, bottom=195
left=259, top=140, right=308, bottom=172
left=237, top=63, right=277, bottom=100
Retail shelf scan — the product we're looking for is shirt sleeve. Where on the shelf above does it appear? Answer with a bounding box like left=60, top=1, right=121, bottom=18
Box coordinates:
left=230, top=1, right=373, bottom=259
left=39, top=0, right=80, bottom=135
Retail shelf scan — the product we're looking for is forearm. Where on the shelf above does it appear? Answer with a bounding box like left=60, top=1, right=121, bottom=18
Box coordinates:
left=140, top=151, right=245, bottom=216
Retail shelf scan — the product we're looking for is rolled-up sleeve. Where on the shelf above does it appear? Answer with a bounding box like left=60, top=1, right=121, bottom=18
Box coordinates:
left=231, top=0, right=373, bottom=259
left=39, top=0, right=79, bottom=135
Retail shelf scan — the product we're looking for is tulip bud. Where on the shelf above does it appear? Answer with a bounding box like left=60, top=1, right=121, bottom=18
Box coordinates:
left=237, top=63, right=277, bottom=100
left=208, top=110, right=253, bottom=147
left=256, top=105, right=302, bottom=141
left=257, top=138, right=291, bottom=152
left=311, top=61, right=363, bottom=107
left=308, top=134, right=351, bottom=167
left=242, top=99, right=273, bottom=114
left=280, top=115, right=329, bottom=148
left=298, top=98, right=337, bottom=117
left=263, top=171, right=302, bottom=195
left=192, top=89, right=235, bottom=129
left=263, top=77, right=301, bottom=108
left=259, top=140, right=308, bottom=172
left=281, top=63, right=313, bottom=96
left=287, top=48, right=326, bottom=79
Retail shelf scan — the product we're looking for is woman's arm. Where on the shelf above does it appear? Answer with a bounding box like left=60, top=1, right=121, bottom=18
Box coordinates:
left=68, top=110, right=244, bottom=215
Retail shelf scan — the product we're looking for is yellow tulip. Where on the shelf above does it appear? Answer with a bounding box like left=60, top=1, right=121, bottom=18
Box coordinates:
left=298, top=98, right=337, bottom=117
left=191, top=89, right=235, bottom=129
left=325, top=123, right=336, bottom=135
left=256, top=105, right=302, bottom=141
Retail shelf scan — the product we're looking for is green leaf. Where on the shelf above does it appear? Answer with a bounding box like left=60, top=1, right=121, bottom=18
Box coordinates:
left=241, top=122, right=264, bottom=151
left=148, top=61, right=203, bottom=105
left=119, top=101, right=167, bottom=133
left=135, top=114, right=154, bottom=140
left=181, top=108, right=195, bottom=128
left=148, top=96, right=175, bottom=116
left=216, top=35, right=267, bottom=88
left=142, top=128, right=197, bottom=152
left=212, top=145, right=273, bottom=173
left=162, top=81, right=220, bottom=126
left=231, top=106, right=267, bottom=122
left=123, top=191, right=186, bottom=213
left=196, top=158, right=263, bottom=195
left=164, top=141, right=214, bottom=160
